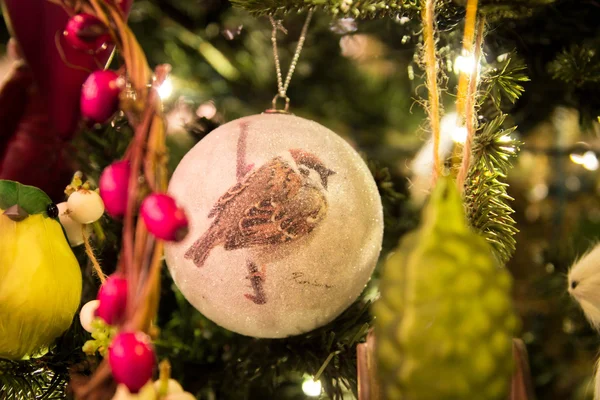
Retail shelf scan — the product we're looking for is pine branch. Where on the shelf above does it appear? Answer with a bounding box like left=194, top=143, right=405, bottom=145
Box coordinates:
left=548, top=42, right=600, bottom=87
left=231, top=0, right=554, bottom=20
left=72, top=115, right=134, bottom=181
left=464, top=114, right=520, bottom=264
left=480, top=0, right=556, bottom=21
left=481, top=56, right=529, bottom=111
left=230, top=0, right=419, bottom=18
left=460, top=52, right=527, bottom=264
left=0, top=311, right=90, bottom=400
left=0, top=360, right=67, bottom=399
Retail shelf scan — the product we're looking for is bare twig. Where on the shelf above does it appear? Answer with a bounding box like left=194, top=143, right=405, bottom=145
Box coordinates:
left=457, top=16, right=485, bottom=191
left=421, top=0, right=442, bottom=183
left=357, top=330, right=380, bottom=400
left=82, top=225, right=106, bottom=283
left=455, top=0, right=479, bottom=120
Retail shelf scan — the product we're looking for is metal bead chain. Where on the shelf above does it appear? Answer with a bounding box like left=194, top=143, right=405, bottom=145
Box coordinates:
left=269, top=10, right=314, bottom=111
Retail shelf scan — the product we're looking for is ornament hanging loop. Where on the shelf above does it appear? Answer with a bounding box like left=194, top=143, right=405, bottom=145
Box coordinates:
left=265, top=9, right=314, bottom=114
left=266, top=93, right=291, bottom=114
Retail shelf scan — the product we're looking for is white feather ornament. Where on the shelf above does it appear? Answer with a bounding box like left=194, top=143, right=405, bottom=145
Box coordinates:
left=568, top=243, right=600, bottom=329
left=567, top=242, right=600, bottom=400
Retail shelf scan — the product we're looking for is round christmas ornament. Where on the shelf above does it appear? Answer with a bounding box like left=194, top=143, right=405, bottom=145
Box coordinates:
left=165, top=113, right=383, bottom=338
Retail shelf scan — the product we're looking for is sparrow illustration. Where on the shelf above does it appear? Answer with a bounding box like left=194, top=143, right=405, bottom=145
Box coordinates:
left=185, top=148, right=336, bottom=268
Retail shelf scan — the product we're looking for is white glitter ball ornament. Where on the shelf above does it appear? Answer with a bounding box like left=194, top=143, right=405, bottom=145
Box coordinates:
left=165, top=113, right=383, bottom=338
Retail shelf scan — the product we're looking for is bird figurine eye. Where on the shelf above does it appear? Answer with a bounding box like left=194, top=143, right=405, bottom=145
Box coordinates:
left=571, top=280, right=578, bottom=290
left=46, top=203, right=59, bottom=218
left=299, top=166, right=310, bottom=176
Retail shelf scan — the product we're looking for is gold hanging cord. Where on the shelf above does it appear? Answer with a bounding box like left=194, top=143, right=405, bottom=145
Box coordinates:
left=267, top=10, right=314, bottom=113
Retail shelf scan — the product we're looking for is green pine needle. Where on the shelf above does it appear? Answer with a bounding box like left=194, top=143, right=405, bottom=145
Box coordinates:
left=230, top=0, right=418, bottom=18
left=0, top=360, right=67, bottom=399
left=548, top=43, right=600, bottom=87
left=231, top=0, right=554, bottom=20
left=481, top=56, right=530, bottom=110
left=463, top=52, right=527, bottom=264
left=464, top=114, right=520, bottom=264
left=0, top=311, right=89, bottom=400
left=480, top=0, right=556, bottom=21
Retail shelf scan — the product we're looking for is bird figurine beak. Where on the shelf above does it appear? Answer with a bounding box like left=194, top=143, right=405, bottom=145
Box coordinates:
left=3, top=204, right=29, bottom=221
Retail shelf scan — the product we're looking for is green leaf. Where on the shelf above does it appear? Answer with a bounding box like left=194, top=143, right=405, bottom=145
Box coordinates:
left=0, top=180, right=53, bottom=216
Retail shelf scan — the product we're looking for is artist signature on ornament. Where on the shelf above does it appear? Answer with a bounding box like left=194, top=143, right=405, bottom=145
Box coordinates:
left=291, top=272, right=333, bottom=289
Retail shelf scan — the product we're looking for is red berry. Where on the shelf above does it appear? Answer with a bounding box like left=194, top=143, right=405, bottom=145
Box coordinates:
left=81, top=70, right=122, bottom=123
left=140, top=194, right=188, bottom=242
left=99, top=161, right=131, bottom=217
left=95, top=274, right=128, bottom=325
left=64, top=14, right=111, bottom=53
left=109, top=332, right=155, bottom=393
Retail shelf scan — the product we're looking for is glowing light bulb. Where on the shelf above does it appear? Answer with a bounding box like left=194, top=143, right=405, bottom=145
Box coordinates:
left=582, top=151, right=599, bottom=171
left=496, top=53, right=509, bottom=62
left=197, top=101, right=217, bottom=119
left=454, top=55, right=476, bottom=74
left=158, top=78, right=173, bottom=100
left=569, top=152, right=585, bottom=165
left=451, top=126, right=468, bottom=144
left=302, top=377, right=322, bottom=397
left=570, top=150, right=599, bottom=171
left=529, top=183, right=548, bottom=201
left=439, top=112, right=468, bottom=144
left=498, top=134, right=512, bottom=143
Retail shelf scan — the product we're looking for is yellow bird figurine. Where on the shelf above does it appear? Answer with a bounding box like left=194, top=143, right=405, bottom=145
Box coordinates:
left=0, top=180, right=82, bottom=360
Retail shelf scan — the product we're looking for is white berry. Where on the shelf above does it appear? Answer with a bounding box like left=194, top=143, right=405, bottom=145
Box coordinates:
left=112, top=383, right=156, bottom=400
left=154, top=379, right=183, bottom=395
left=164, top=393, right=196, bottom=400
left=67, top=189, right=105, bottom=224
left=57, top=202, right=90, bottom=246
left=79, top=300, right=100, bottom=333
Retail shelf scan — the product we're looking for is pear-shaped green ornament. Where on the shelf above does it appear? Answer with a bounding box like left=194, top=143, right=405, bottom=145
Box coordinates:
left=0, top=180, right=82, bottom=360
left=374, top=177, right=518, bottom=400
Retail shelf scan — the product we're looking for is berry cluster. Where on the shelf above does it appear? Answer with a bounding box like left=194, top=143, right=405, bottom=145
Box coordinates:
left=63, top=13, right=123, bottom=124
left=64, top=12, right=189, bottom=394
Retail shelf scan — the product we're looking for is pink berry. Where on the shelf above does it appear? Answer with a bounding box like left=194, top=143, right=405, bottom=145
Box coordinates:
left=64, top=14, right=111, bottom=53
left=81, top=70, right=122, bottom=123
left=95, top=274, right=128, bottom=325
left=140, top=194, right=188, bottom=242
left=109, top=332, right=155, bottom=393
left=99, top=161, right=131, bottom=217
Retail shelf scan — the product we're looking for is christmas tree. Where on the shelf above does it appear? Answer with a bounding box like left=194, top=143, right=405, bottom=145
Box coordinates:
left=0, top=0, right=599, bottom=399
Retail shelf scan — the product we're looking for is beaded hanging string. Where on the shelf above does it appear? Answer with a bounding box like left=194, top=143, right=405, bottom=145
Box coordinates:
left=267, top=10, right=314, bottom=113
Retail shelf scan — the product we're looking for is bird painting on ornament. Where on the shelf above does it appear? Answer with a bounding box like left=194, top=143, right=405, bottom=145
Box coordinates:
left=184, top=124, right=336, bottom=305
